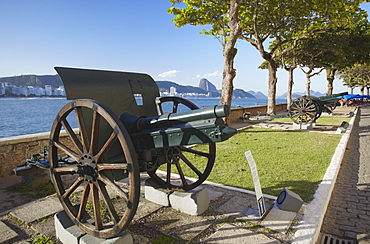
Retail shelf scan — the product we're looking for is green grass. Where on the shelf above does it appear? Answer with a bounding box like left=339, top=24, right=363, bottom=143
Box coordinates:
left=181, top=127, right=343, bottom=203
left=270, top=115, right=351, bottom=125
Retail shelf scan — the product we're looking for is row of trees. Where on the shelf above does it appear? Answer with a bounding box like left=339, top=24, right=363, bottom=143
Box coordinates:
left=168, top=0, right=370, bottom=114
left=339, top=64, right=370, bottom=94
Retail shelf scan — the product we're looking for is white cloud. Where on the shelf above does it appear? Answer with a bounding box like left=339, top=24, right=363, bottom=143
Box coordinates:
left=158, top=70, right=180, bottom=78
left=205, top=70, right=222, bottom=78
left=194, top=70, right=222, bottom=79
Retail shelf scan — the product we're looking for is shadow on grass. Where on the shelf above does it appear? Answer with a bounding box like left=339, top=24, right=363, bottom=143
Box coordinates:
left=263, top=180, right=322, bottom=203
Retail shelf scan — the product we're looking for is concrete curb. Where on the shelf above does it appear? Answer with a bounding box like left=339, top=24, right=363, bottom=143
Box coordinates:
left=292, top=109, right=359, bottom=244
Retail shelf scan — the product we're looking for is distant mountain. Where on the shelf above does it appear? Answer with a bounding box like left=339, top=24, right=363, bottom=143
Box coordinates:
left=0, top=74, right=260, bottom=99
left=233, top=89, right=256, bottom=98
left=199, top=78, right=217, bottom=92
left=0, top=74, right=62, bottom=87
left=247, top=90, right=267, bottom=99
left=156, top=81, right=208, bottom=94
left=277, top=90, right=326, bottom=99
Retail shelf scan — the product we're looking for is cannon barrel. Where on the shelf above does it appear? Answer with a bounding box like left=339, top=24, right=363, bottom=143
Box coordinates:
left=315, top=92, right=348, bottom=102
left=120, top=105, right=230, bottom=133
left=138, top=105, right=229, bottom=131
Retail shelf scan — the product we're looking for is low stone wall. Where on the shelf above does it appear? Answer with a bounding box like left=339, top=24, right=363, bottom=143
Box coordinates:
left=0, top=103, right=287, bottom=178
left=229, top=103, right=288, bottom=122
left=0, top=131, right=76, bottom=178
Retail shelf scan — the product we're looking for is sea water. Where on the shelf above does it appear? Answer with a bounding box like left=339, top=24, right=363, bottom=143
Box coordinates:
left=0, top=97, right=286, bottom=138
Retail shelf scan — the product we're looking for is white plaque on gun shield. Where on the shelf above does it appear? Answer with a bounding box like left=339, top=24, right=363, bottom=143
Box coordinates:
left=244, top=150, right=266, bottom=218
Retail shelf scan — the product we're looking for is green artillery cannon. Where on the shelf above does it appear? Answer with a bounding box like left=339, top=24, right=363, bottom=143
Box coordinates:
left=13, top=67, right=236, bottom=238
left=288, top=92, right=348, bottom=124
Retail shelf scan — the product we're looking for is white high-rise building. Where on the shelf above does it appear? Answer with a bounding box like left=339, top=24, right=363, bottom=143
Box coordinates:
left=170, top=86, right=176, bottom=96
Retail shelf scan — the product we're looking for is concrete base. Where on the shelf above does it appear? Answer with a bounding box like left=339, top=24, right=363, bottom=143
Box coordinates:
left=55, top=211, right=133, bottom=244
left=292, top=122, right=313, bottom=130
left=144, top=179, right=210, bottom=215
left=144, top=178, right=172, bottom=206
left=170, top=187, right=209, bottom=215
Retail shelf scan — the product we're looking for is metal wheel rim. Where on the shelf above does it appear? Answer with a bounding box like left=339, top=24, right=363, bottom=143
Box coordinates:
left=148, top=96, right=216, bottom=191
left=49, top=99, right=140, bottom=238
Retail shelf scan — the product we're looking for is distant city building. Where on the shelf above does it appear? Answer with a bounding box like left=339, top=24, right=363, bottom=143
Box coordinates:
left=0, top=82, right=65, bottom=97
left=170, top=86, right=176, bottom=96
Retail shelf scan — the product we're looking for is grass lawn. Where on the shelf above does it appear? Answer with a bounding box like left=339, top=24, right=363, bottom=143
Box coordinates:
left=181, top=126, right=344, bottom=203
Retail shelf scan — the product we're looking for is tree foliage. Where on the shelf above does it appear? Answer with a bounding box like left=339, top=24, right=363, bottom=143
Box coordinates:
left=338, top=64, right=370, bottom=94
left=168, top=0, right=368, bottom=113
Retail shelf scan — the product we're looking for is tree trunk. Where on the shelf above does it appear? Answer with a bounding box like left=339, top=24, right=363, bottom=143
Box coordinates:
left=305, top=73, right=311, bottom=96
left=267, top=59, right=278, bottom=115
left=287, top=68, right=294, bottom=111
left=220, top=47, right=238, bottom=108
left=219, top=0, right=241, bottom=124
left=360, top=86, right=364, bottom=95
left=326, top=68, right=336, bottom=95
left=350, top=87, right=354, bottom=94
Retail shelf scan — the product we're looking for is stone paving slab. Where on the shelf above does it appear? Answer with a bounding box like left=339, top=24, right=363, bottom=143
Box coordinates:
left=144, top=208, right=212, bottom=242
left=10, top=196, right=63, bottom=224
left=217, top=195, right=273, bottom=222
left=0, top=220, right=18, bottom=243
left=133, top=198, right=162, bottom=221
left=31, top=217, right=56, bottom=237
left=208, top=188, right=224, bottom=201
left=261, top=205, right=297, bottom=232
left=204, top=224, right=280, bottom=244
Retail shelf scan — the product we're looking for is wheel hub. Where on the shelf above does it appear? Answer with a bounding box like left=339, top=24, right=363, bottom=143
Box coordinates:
left=166, top=147, right=180, bottom=164
left=299, top=108, right=307, bottom=115
left=77, top=154, right=98, bottom=183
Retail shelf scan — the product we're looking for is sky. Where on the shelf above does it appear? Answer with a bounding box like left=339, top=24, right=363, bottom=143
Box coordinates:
left=0, top=1, right=369, bottom=96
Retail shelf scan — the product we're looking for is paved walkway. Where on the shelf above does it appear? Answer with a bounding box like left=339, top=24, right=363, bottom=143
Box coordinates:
left=320, top=106, right=370, bottom=243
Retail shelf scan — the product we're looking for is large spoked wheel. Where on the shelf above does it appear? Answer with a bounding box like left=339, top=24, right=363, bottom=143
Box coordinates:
left=148, top=96, right=216, bottom=191
left=289, top=97, right=320, bottom=124
left=49, top=99, right=140, bottom=239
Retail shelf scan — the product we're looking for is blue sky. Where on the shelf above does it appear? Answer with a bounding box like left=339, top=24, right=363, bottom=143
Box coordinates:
left=0, top=1, right=369, bottom=95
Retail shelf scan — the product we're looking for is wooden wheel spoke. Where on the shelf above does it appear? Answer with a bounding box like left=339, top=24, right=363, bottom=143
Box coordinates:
left=98, top=174, right=129, bottom=202
left=52, top=140, right=79, bottom=161
left=305, top=111, right=316, bottom=117
left=75, top=107, right=90, bottom=153
left=89, top=110, right=101, bottom=155
left=61, top=118, right=83, bottom=155
left=97, top=181, right=120, bottom=224
left=179, top=152, right=203, bottom=177
left=166, top=163, right=171, bottom=188
left=97, top=163, right=127, bottom=171
left=52, top=165, right=78, bottom=174
left=175, top=161, right=188, bottom=187
left=179, top=146, right=210, bottom=158
left=62, top=177, right=84, bottom=199
left=94, top=129, right=118, bottom=162
left=304, top=102, right=313, bottom=108
left=172, top=101, right=179, bottom=113
left=157, top=103, right=164, bottom=115
left=77, top=182, right=91, bottom=221
left=91, top=183, right=103, bottom=230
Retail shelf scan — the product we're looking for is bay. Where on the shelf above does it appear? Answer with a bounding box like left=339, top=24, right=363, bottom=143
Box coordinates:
left=0, top=97, right=286, bottom=138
